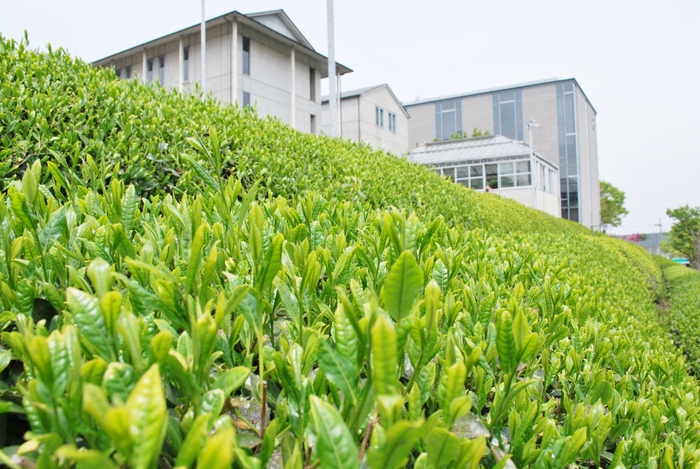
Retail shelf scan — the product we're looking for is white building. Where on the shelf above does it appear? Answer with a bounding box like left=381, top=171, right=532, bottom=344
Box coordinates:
left=408, top=135, right=560, bottom=217
left=404, top=79, right=600, bottom=228
left=321, top=84, right=409, bottom=155
left=92, top=10, right=352, bottom=135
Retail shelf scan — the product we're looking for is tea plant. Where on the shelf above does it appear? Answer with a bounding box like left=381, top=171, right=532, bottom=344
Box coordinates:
left=1, top=35, right=700, bottom=468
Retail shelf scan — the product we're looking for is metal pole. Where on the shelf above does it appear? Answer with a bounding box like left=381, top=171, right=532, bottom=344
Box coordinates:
left=528, top=119, right=537, bottom=209
left=201, top=0, right=206, bottom=97
left=327, top=0, right=337, bottom=137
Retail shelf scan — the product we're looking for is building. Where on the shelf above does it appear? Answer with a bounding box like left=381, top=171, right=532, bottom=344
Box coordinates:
left=320, top=84, right=409, bottom=155
left=92, top=10, right=352, bottom=134
left=408, top=135, right=560, bottom=217
left=403, top=78, right=600, bottom=229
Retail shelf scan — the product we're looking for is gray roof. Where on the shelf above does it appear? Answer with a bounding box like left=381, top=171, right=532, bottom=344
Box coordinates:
left=321, top=84, right=384, bottom=101
left=403, top=77, right=596, bottom=114
left=407, top=135, right=557, bottom=168
left=322, top=84, right=410, bottom=118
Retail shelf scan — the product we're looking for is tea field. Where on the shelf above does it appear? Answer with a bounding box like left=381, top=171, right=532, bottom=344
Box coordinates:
left=1, top=36, right=699, bottom=469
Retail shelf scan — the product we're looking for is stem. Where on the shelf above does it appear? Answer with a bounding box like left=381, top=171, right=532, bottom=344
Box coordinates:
left=404, top=350, right=425, bottom=393
left=260, top=380, right=267, bottom=438
left=358, top=413, right=376, bottom=463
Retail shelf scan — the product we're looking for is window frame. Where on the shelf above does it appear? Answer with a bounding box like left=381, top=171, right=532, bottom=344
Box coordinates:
left=183, top=46, right=190, bottom=83
left=146, top=58, right=154, bottom=82
left=242, top=36, right=250, bottom=75
left=158, top=55, right=165, bottom=84
left=375, top=106, right=384, bottom=127
left=242, top=91, right=251, bottom=108
left=125, top=65, right=132, bottom=79
left=388, top=112, right=397, bottom=132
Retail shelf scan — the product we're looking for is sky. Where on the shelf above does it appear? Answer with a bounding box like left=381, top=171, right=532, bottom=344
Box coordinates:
left=2, top=0, right=699, bottom=235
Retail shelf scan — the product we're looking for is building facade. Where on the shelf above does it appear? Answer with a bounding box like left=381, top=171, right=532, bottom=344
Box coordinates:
left=404, top=79, right=600, bottom=229
left=92, top=10, right=352, bottom=135
left=321, top=84, right=409, bottom=155
left=408, top=135, right=560, bottom=217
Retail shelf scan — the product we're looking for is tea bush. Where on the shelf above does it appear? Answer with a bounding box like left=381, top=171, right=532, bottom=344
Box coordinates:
left=657, top=261, right=700, bottom=375
left=0, top=36, right=699, bottom=468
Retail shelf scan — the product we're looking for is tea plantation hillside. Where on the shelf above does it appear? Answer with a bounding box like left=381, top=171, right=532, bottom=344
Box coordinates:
left=0, top=36, right=583, bottom=237
left=1, top=36, right=699, bottom=468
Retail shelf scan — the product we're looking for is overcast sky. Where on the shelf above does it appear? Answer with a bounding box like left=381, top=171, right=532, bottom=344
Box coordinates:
left=3, top=0, right=699, bottom=235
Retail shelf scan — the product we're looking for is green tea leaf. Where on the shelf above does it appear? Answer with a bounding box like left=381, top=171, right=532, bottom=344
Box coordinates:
left=382, top=250, right=423, bottom=322
left=371, top=314, right=398, bottom=395
left=318, top=340, right=358, bottom=405
left=309, top=396, right=359, bottom=469
left=367, top=420, right=424, bottom=469
left=126, top=365, right=167, bottom=469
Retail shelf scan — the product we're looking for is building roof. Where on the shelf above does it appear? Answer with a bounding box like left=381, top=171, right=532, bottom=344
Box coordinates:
left=321, top=84, right=410, bottom=118
left=92, top=9, right=352, bottom=78
left=407, top=135, right=557, bottom=168
left=403, top=77, right=596, bottom=114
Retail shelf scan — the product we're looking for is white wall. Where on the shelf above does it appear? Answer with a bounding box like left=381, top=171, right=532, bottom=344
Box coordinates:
left=98, top=18, right=323, bottom=133
left=493, top=187, right=560, bottom=218
left=357, top=87, right=409, bottom=155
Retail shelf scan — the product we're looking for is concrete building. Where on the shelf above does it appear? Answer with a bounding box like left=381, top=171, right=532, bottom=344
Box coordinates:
left=92, top=10, right=352, bottom=134
left=321, top=84, right=409, bottom=155
left=404, top=78, right=600, bottom=229
left=408, top=135, right=560, bottom=217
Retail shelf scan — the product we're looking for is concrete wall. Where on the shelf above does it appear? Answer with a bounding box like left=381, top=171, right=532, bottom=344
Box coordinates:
left=576, top=86, right=601, bottom=229
left=356, top=87, right=409, bottom=156
left=406, top=103, right=436, bottom=149
left=521, top=84, right=559, bottom=167
left=493, top=187, right=560, bottom=218
left=461, top=94, right=493, bottom=138
left=101, top=18, right=323, bottom=133
left=321, top=97, right=360, bottom=140
left=321, top=87, right=409, bottom=155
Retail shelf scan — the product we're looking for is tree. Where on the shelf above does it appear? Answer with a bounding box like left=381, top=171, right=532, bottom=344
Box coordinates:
left=666, top=205, right=700, bottom=269
left=600, top=181, right=628, bottom=232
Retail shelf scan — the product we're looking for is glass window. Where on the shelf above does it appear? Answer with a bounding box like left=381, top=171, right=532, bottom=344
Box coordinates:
left=183, top=47, right=189, bottom=82
left=516, top=161, right=530, bottom=173
left=470, top=178, right=484, bottom=190
left=485, top=164, right=498, bottom=189
left=501, top=175, right=515, bottom=188
left=500, top=162, right=515, bottom=175
left=458, top=180, right=470, bottom=188
left=470, top=165, right=483, bottom=177
left=242, top=36, right=250, bottom=75
left=242, top=91, right=250, bottom=108
left=435, top=99, right=462, bottom=140
left=115, top=68, right=121, bottom=79
left=442, top=167, right=455, bottom=181
left=493, top=90, right=523, bottom=140
left=125, top=65, right=132, bottom=79
left=158, top=55, right=165, bottom=84
left=388, top=112, right=396, bottom=132
left=456, top=167, right=469, bottom=179
left=557, top=82, right=578, bottom=221
left=146, top=58, right=153, bottom=82
left=516, top=174, right=531, bottom=186
left=376, top=106, right=384, bottom=127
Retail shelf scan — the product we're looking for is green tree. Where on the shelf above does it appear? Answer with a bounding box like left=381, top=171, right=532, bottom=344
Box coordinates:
left=600, top=181, right=628, bottom=232
left=666, top=205, right=700, bottom=269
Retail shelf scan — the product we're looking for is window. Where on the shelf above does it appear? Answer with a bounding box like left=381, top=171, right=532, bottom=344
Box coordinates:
left=183, top=47, right=190, bottom=82
left=146, top=58, right=153, bottom=82
left=310, top=114, right=317, bottom=134
left=435, top=99, right=462, bottom=140
left=115, top=68, right=121, bottom=79
left=309, top=68, right=316, bottom=101
left=432, top=159, right=533, bottom=192
left=158, top=55, right=165, bottom=84
left=242, top=36, right=250, bottom=75
left=125, top=65, right=132, bottom=79
left=375, top=106, right=384, bottom=127
left=242, top=91, right=251, bottom=108
left=388, top=112, right=396, bottom=132
left=557, top=81, right=578, bottom=221
left=493, top=90, right=523, bottom=140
